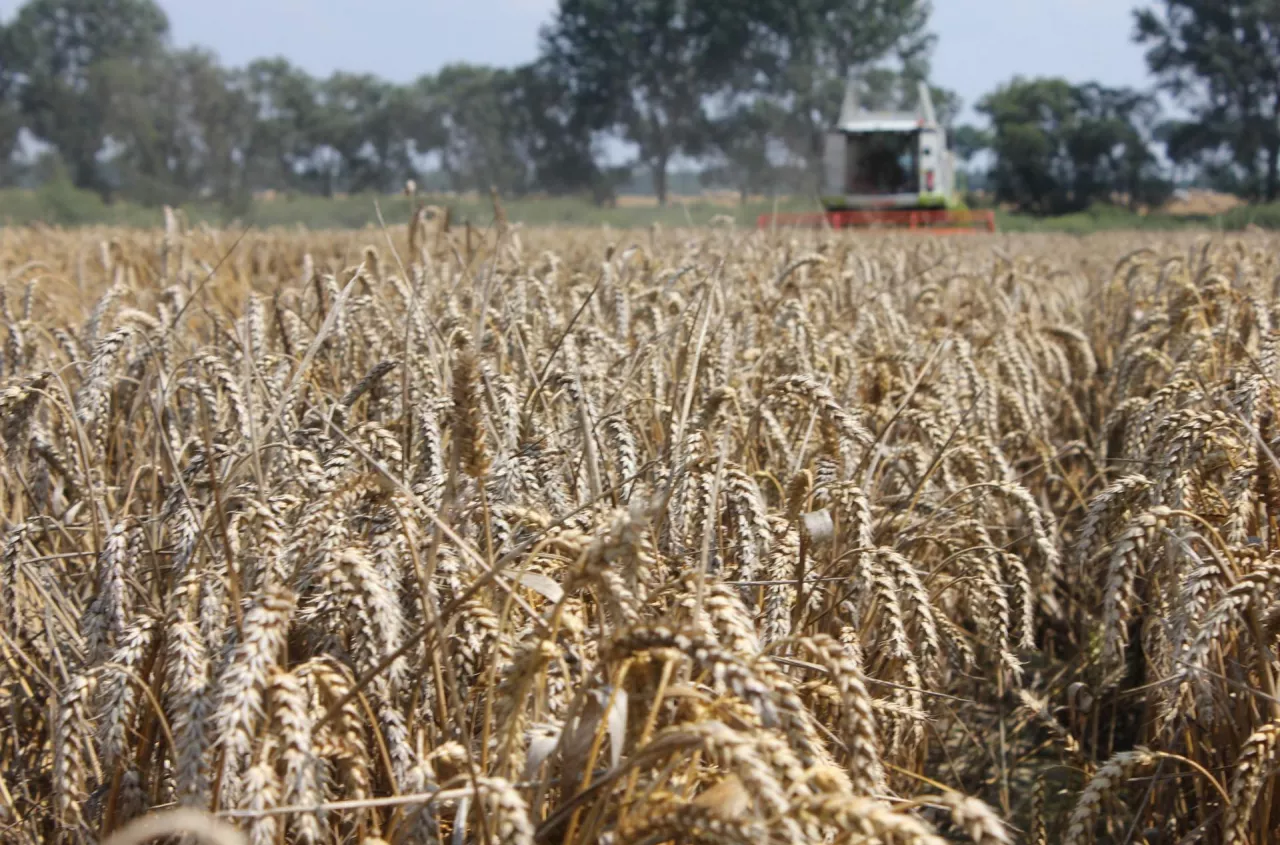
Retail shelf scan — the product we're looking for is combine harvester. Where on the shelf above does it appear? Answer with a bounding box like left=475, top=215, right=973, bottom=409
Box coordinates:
left=759, top=78, right=996, bottom=234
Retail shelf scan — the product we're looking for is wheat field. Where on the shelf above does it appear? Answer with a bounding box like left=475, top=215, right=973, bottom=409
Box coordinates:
left=3, top=217, right=1280, bottom=844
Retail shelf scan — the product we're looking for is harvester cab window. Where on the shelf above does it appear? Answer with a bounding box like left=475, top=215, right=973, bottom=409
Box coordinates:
left=846, top=131, right=919, bottom=195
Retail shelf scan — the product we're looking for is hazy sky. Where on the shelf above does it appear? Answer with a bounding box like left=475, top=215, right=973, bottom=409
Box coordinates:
left=0, top=0, right=1158, bottom=123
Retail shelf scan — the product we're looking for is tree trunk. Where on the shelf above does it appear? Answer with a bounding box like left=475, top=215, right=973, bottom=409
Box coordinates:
left=653, top=155, right=669, bottom=206
left=74, top=156, right=108, bottom=201
left=1267, top=140, right=1280, bottom=202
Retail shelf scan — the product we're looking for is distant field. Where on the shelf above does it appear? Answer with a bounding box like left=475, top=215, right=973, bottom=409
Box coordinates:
left=5, top=182, right=1280, bottom=232
left=0, top=185, right=815, bottom=229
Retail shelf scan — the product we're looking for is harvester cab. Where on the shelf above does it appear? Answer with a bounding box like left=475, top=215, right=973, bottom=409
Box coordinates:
left=759, top=76, right=995, bottom=233
left=824, top=79, right=953, bottom=210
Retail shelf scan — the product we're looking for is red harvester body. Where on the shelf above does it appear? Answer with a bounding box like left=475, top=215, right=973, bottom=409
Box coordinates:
left=757, top=207, right=997, bottom=234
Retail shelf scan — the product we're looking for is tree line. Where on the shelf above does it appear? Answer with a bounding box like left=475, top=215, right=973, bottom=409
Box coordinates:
left=0, top=0, right=1276, bottom=215
left=970, top=1, right=1280, bottom=214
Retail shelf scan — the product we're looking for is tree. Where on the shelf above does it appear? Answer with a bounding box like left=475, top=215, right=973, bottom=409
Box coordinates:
left=7, top=0, right=170, bottom=198
left=381, top=80, right=445, bottom=192
left=1066, top=83, right=1167, bottom=210
left=93, top=50, right=188, bottom=204
left=313, top=73, right=410, bottom=194
left=950, top=125, right=992, bottom=165
left=703, top=97, right=787, bottom=201
left=978, top=77, right=1168, bottom=214
left=978, top=78, right=1076, bottom=213
left=232, top=59, right=324, bottom=195
left=503, top=61, right=619, bottom=201
left=395, top=75, right=448, bottom=181
left=173, top=50, right=256, bottom=206
left=540, top=0, right=763, bottom=205
left=95, top=48, right=255, bottom=205
left=949, top=124, right=992, bottom=194
left=925, top=86, right=962, bottom=129
left=429, top=64, right=528, bottom=195
left=0, top=23, right=24, bottom=185
left=1136, top=1, right=1280, bottom=200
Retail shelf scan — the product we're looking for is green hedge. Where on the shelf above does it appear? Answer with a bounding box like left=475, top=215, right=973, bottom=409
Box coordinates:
left=4, top=185, right=1279, bottom=232
left=0, top=186, right=818, bottom=230
left=993, top=201, right=1280, bottom=234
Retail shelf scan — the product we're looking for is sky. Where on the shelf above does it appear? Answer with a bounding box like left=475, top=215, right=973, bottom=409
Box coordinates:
left=0, top=0, right=1158, bottom=124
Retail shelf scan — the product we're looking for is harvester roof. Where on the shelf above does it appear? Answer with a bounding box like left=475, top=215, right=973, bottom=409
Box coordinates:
left=834, top=76, right=940, bottom=135
left=835, top=113, right=924, bottom=134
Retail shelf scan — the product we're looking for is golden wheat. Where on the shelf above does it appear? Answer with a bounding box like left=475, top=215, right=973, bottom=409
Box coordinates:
left=2, top=222, right=1279, bottom=843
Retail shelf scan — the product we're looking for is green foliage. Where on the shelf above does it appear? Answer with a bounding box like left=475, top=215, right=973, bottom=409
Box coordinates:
left=237, top=58, right=325, bottom=193
left=8, top=179, right=1280, bottom=235
left=312, top=72, right=408, bottom=194
left=1218, top=200, right=1280, bottom=230
left=0, top=161, right=157, bottom=226
left=35, top=165, right=109, bottom=225
left=978, top=77, right=1169, bottom=215
left=0, top=184, right=824, bottom=229
left=7, top=0, right=171, bottom=197
left=539, top=0, right=755, bottom=205
left=14, top=0, right=1271, bottom=222
left=991, top=201, right=1280, bottom=234
left=0, top=0, right=952, bottom=213
left=428, top=64, right=530, bottom=194
left=502, top=61, right=618, bottom=201
left=540, top=0, right=937, bottom=203
left=950, top=125, right=992, bottom=165
left=703, top=98, right=788, bottom=201
left=100, top=47, right=256, bottom=206
left=0, top=23, right=21, bottom=184
left=1136, top=1, right=1280, bottom=200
